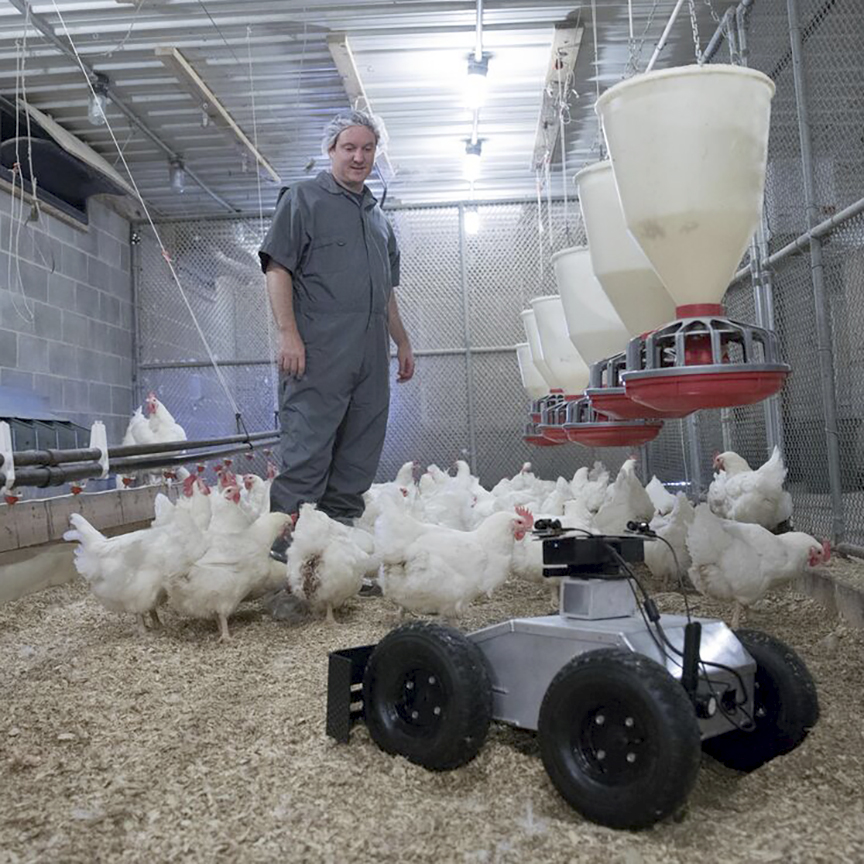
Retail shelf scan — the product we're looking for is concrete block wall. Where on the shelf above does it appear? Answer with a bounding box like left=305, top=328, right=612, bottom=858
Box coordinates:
left=0, top=191, right=134, bottom=445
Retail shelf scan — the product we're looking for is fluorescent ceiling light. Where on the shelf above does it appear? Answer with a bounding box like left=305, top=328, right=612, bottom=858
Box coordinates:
left=464, top=54, right=490, bottom=109
left=464, top=140, right=483, bottom=182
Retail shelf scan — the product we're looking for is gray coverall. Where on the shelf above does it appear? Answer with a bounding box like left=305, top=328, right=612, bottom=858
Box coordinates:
left=258, top=170, right=400, bottom=522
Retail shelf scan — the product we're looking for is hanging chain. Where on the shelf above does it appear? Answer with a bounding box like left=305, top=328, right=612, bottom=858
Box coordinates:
left=625, top=0, right=662, bottom=77
left=688, top=0, right=704, bottom=65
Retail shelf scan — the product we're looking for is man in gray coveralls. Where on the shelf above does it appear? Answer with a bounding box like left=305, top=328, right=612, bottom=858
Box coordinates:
left=259, top=110, right=414, bottom=563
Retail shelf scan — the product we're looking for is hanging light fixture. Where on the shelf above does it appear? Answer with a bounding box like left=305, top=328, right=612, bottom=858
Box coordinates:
left=464, top=53, right=490, bottom=109
left=464, top=205, right=481, bottom=235
left=88, top=74, right=110, bottom=126
left=169, top=159, right=186, bottom=194
left=464, top=140, right=482, bottom=182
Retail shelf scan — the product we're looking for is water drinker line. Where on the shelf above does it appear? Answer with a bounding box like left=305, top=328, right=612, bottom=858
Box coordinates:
left=595, top=64, right=790, bottom=414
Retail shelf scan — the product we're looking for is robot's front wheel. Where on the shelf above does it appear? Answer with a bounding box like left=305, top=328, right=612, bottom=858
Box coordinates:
left=538, top=648, right=702, bottom=830
left=362, top=621, right=493, bottom=771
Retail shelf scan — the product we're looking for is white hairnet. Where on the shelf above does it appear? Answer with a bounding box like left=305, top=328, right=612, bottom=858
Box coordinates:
left=321, top=109, right=388, bottom=157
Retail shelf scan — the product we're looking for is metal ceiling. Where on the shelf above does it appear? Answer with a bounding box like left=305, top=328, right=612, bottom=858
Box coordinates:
left=0, top=0, right=725, bottom=217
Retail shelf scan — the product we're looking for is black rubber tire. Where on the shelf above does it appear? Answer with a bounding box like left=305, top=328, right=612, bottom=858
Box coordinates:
left=363, top=621, right=493, bottom=771
left=703, top=629, right=819, bottom=772
left=538, top=648, right=702, bottom=830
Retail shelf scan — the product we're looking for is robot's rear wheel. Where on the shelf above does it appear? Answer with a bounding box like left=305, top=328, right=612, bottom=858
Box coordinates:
left=363, top=621, right=493, bottom=771
left=703, top=629, right=819, bottom=772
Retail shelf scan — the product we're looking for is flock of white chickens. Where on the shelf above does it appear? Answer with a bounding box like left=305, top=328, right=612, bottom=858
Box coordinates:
left=62, top=423, right=831, bottom=640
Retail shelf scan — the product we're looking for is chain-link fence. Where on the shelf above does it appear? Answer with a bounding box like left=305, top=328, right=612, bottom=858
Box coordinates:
left=133, top=0, right=864, bottom=542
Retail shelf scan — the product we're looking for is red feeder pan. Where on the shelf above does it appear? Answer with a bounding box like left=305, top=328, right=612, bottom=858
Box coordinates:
left=524, top=421, right=564, bottom=446
left=538, top=425, right=569, bottom=444
left=621, top=305, right=790, bottom=414
left=523, top=434, right=561, bottom=447
left=625, top=366, right=790, bottom=413
left=562, top=397, right=663, bottom=448
left=586, top=387, right=693, bottom=420
left=565, top=421, right=663, bottom=448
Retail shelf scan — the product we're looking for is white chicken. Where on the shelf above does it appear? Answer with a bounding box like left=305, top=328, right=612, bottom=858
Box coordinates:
left=593, top=458, right=654, bottom=536
left=241, top=471, right=273, bottom=521
left=166, top=510, right=293, bottom=641
left=286, top=504, right=379, bottom=622
left=645, top=476, right=677, bottom=517
left=707, top=446, right=793, bottom=531
left=644, top=492, right=696, bottom=589
left=570, top=462, right=610, bottom=514
left=64, top=506, right=205, bottom=634
left=538, top=477, right=573, bottom=516
left=375, top=504, right=534, bottom=618
left=143, top=391, right=187, bottom=442
left=686, top=504, right=830, bottom=628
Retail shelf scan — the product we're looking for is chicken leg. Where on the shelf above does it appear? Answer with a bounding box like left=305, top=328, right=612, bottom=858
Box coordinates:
left=325, top=603, right=336, bottom=625
left=149, top=609, right=163, bottom=630
left=731, top=600, right=744, bottom=631
left=136, top=614, right=149, bottom=637
left=217, top=612, right=232, bottom=643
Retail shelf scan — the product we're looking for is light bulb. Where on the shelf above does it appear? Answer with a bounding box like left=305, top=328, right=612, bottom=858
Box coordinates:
left=88, top=90, right=108, bottom=126
left=464, top=208, right=481, bottom=235
left=464, top=141, right=482, bottom=182
left=464, top=54, right=489, bottom=110
left=169, top=159, right=186, bottom=194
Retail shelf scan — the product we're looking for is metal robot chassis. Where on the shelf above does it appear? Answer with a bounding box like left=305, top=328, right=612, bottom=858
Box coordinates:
left=325, top=524, right=819, bottom=830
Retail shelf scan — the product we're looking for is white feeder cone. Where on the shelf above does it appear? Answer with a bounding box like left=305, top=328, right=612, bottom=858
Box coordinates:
left=516, top=342, right=549, bottom=399
left=575, top=160, right=676, bottom=333
left=520, top=309, right=560, bottom=390
left=552, top=246, right=630, bottom=364
left=596, top=65, right=775, bottom=307
left=530, top=295, right=590, bottom=395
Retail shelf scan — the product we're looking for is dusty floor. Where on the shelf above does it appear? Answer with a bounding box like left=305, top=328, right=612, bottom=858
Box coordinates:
left=1, top=566, right=863, bottom=863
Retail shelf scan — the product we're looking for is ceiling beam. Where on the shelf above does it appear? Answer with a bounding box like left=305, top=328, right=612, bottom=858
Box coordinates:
left=326, top=32, right=395, bottom=182
left=531, top=20, right=582, bottom=171
left=6, top=0, right=239, bottom=212
left=155, top=46, right=281, bottom=184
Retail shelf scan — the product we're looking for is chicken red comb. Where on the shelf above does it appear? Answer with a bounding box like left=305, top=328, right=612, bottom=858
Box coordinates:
left=822, top=540, right=832, bottom=563
left=182, top=474, right=196, bottom=496
left=515, top=505, right=534, bottom=528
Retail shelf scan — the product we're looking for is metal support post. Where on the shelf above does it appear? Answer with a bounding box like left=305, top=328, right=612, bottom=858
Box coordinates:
left=458, top=204, right=479, bottom=476
left=736, top=5, right=784, bottom=457
left=685, top=413, right=703, bottom=500
left=786, top=0, right=845, bottom=543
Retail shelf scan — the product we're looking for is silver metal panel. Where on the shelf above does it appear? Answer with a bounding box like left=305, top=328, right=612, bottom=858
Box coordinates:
left=470, top=613, right=754, bottom=736
left=560, top=578, right=637, bottom=620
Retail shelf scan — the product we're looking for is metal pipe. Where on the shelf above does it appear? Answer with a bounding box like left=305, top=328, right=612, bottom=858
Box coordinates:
left=474, top=0, right=484, bottom=61
left=703, top=7, right=736, bottom=63
left=734, top=3, right=784, bottom=457
left=458, top=203, right=479, bottom=475
left=3, top=439, right=277, bottom=490
left=645, top=0, right=687, bottom=73
left=6, top=0, right=237, bottom=213
left=787, top=0, right=845, bottom=544
left=733, top=195, right=864, bottom=284
left=139, top=346, right=519, bottom=371
left=704, top=0, right=756, bottom=64
left=836, top=543, right=864, bottom=561
left=7, top=431, right=277, bottom=468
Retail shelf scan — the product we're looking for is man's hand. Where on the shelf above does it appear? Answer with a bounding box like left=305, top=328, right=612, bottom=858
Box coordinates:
left=396, top=341, right=415, bottom=383
left=278, top=330, right=306, bottom=379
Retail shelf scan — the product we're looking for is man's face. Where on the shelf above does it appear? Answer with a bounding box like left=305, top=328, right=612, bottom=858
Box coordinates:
left=329, top=124, right=377, bottom=189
